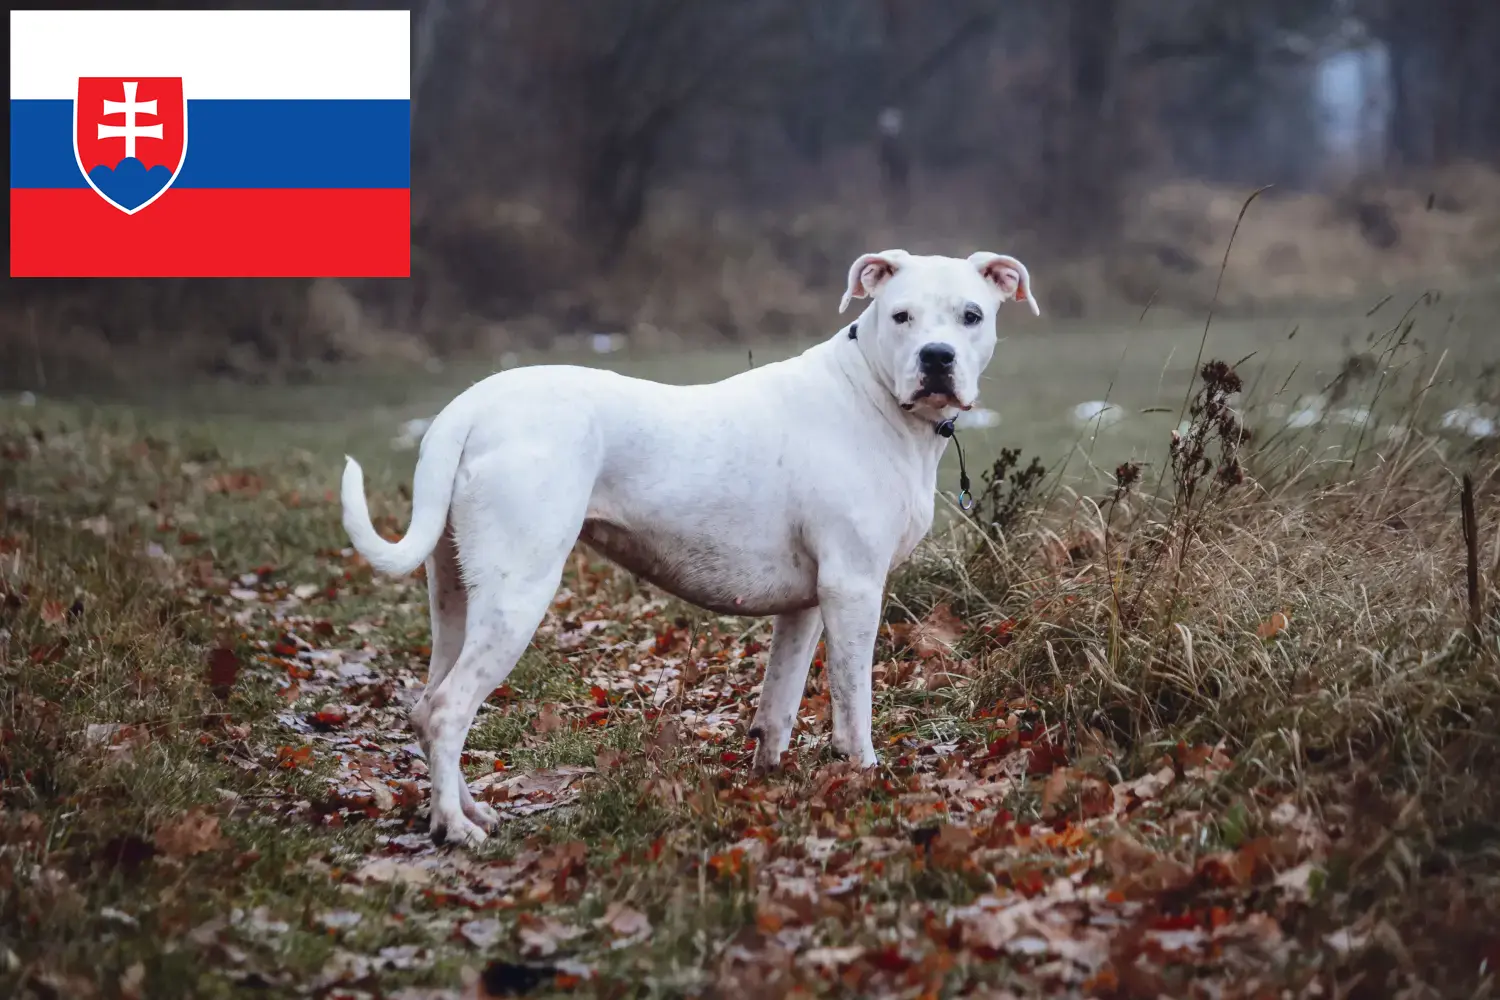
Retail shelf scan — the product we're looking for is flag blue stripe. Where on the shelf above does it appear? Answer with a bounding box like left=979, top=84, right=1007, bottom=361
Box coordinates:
left=10, top=99, right=410, bottom=189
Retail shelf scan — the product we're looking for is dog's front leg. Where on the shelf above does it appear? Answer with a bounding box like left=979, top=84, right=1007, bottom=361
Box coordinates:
left=748, top=607, right=823, bottom=773
left=816, top=574, right=882, bottom=767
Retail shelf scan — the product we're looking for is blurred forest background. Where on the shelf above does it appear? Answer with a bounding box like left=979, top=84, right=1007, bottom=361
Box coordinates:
left=5, top=0, right=1500, bottom=385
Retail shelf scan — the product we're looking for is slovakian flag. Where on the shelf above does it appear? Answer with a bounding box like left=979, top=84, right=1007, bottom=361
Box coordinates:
left=9, top=9, right=411, bottom=277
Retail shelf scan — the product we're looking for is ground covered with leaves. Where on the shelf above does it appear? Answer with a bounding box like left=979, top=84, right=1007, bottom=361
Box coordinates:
left=4, top=358, right=1500, bottom=999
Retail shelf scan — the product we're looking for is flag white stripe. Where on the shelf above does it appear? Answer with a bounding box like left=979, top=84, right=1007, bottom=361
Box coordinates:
left=10, top=10, right=410, bottom=100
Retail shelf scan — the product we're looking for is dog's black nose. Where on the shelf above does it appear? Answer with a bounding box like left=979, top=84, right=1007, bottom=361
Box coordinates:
left=919, top=342, right=957, bottom=369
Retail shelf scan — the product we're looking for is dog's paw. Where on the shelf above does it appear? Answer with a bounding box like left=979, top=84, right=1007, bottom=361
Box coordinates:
left=750, top=744, right=785, bottom=776
left=459, top=782, right=501, bottom=831
left=464, top=798, right=501, bottom=832
left=431, top=811, right=488, bottom=848
left=831, top=733, right=878, bottom=769
left=748, top=724, right=791, bottom=775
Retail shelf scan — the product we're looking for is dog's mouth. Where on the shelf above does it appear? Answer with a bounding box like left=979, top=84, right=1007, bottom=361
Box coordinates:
left=902, top=383, right=970, bottom=412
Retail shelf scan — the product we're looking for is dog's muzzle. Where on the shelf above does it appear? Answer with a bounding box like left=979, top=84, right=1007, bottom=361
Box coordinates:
left=908, top=341, right=963, bottom=410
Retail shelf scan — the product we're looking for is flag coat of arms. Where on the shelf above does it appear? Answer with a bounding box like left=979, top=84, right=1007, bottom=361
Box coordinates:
left=10, top=9, right=410, bottom=277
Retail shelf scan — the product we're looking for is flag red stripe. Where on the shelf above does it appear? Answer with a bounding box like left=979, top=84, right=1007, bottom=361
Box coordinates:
left=10, top=188, right=410, bottom=277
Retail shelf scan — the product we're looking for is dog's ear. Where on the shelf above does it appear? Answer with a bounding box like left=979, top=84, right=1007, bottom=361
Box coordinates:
left=969, top=252, right=1041, bottom=316
left=839, top=250, right=908, bottom=314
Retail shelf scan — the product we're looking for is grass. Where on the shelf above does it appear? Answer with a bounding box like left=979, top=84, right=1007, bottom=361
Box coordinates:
left=21, top=280, right=1500, bottom=499
left=4, top=304, right=1500, bottom=998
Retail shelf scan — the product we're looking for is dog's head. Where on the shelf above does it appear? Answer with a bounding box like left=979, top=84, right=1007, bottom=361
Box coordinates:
left=840, top=249, right=1040, bottom=418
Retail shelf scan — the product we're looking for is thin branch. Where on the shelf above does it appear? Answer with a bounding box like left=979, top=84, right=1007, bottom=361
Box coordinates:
left=1462, top=473, right=1482, bottom=643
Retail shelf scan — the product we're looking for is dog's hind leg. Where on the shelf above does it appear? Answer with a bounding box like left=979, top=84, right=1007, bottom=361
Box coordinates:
left=423, top=563, right=572, bottom=845
left=748, top=607, right=823, bottom=773
left=410, top=524, right=498, bottom=831
left=420, top=460, right=588, bottom=847
left=412, top=524, right=465, bottom=752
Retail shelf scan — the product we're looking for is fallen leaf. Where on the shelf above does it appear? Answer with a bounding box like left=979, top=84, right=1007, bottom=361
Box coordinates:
left=206, top=647, right=240, bottom=700
left=308, top=706, right=348, bottom=730
left=1116, top=765, right=1176, bottom=805
left=647, top=719, right=680, bottom=758
left=10, top=812, right=44, bottom=845
left=1267, top=798, right=1332, bottom=856
left=376, top=944, right=432, bottom=971
left=354, top=857, right=436, bottom=886
left=1195, top=849, right=1258, bottom=888
left=645, top=777, right=684, bottom=807
left=187, top=915, right=229, bottom=947
left=362, top=777, right=396, bottom=812
left=1212, top=911, right=1288, bottom=956
left=276, top=745, right=313, bottom=769
left=236, top=905, right=290, bottom=937
left=533, top=703, right=565, bottom=735
left=153, top=807, right=225, bottom=859
left=518, top=914, right=585, bottom=957
left=316, top=950, right=374, bottom=988
left=119, top=961, right=146, bottom=1000
left=83, top=722, right=126, bottom=747
left=1324, top=925, right=1370, bottom=956
left=30, top=640, right=69, bottom=664
left=922, top=657, right=977, bottom=690
left=1256, top=610, right=1290, bottom=639
left=469, top=766, right=594, bottom=815
left=595, top=747, right=626, bottom=770
left=317, top=910, right=364, bottom=932
left=594, top=901, right=652, bottom=944
left=929, top=823, right=977, bottom=867
left=1273, top=860, right=1322, bottom=900
left=908, top=604, right=966, bottom=660
left=1146, top=927, right=1208, bottom=955
left=1040, top=768, right=1077, bottom=816
left=801, top=945, right=866, bottom=968
left=1037, top=767, right=1115, bottom=821
left=206, top=470, right=264, bottom=495
left=458, top=918, right=506, bottom=950
left=1101, top=833, right=1193, bottom=898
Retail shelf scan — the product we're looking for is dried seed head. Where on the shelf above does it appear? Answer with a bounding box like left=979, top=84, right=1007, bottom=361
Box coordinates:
left=1217, top=458, right=1245, bottom=487
left=1200, top=360, right=1243, bottom=396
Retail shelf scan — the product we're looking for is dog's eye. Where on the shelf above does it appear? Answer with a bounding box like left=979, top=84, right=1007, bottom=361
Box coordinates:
left=963, top=306, right=983, bottom=326
left=892, top=310, right=910, bottom=324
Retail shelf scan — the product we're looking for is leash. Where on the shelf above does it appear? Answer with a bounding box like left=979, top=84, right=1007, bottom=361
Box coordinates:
left=849, top=319, right=973, bottom=512
left=934, top=418, right=973, bottom=511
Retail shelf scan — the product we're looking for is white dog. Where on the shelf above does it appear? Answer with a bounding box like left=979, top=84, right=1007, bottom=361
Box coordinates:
left=340, top=249, right=1040, bottom=846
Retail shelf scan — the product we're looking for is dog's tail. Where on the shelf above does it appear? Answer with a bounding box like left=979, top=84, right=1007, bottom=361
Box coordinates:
left=341, top=405, right=469, bottom=577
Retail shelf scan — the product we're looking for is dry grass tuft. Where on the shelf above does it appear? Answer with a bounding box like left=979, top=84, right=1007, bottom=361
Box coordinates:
left=893, top=353, right=1500, bottom=986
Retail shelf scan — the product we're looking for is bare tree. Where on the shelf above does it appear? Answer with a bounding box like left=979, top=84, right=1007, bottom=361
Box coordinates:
left=507, top=0, right=804, bottom=258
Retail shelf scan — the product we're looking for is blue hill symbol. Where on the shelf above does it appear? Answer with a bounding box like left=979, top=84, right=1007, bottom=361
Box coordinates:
left=88, top=158, right=174, bottom=211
